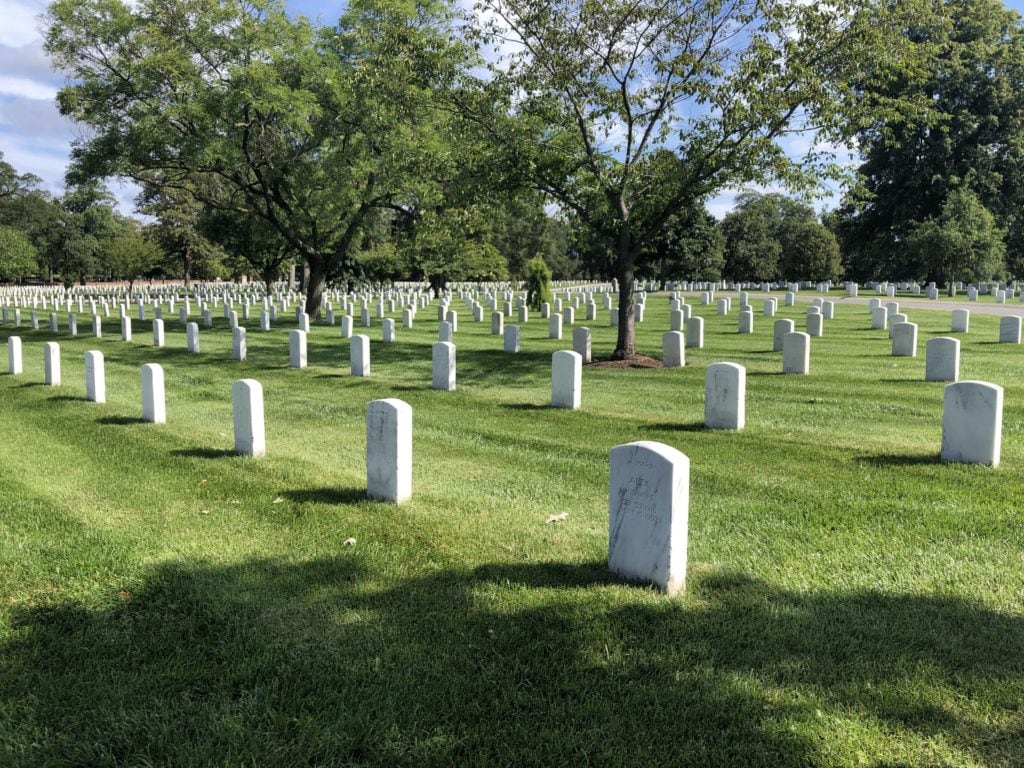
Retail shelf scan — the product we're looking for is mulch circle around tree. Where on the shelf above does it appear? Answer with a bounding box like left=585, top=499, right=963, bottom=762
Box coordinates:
left=586, top=355, right=662, bottom=369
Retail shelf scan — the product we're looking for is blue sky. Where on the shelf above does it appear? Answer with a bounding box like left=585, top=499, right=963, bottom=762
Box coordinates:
left=3, top=0, right=1024, bottom=218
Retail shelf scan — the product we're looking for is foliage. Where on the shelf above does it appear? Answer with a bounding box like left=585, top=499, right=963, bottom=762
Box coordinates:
left=138, top=180, right=228, bottom=287
left=638, top=204, right=725, bottom=287
left=905, top=188, right=1005, bottom=287
left=468, top=0, right=917, bottom=357
left=0, top=226, right=38, bottom=282
left=780, top=220, right=843, bottom=282
left=46, top=0, right=474, bottom=315
left=524, top=256, right=552, bottom=310
left=835, top=0, right=1024, bottom=281
left=405, top=207, right=509, bottom=290
left=102, top=227, right=164, bottom=289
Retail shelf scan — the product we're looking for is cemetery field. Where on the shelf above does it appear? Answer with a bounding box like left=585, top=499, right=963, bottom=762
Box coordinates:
left=0, top=294, right=1022, bottom=767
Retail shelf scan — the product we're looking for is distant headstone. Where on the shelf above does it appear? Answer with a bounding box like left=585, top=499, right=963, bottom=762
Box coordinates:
left=340, top=315, right=353, bottom=338
left=891, top=321, right=918, bottom=357
left=551, top=350, right=582, bottom=409
left=998, top=315, right=1022, bottom=344
left=152, top=318, right=165, bottom=347
left=783, top=332, right=810, bottom=374
left=925, top=337, right=959, bottom=382
left=491, top=311, right=504, bottom=336
left=685, top=315, right=704, bottom=349
left=382, top=318, right=396, bottom=343
left=662, top=331, right=684, bottom=368
left=504, top=325, right=520, bottom=353
left=941, top=381, right=1002, bottom=467
left=232, top=379, right=265, bottom=457
left=773, top=318, right=794, bottom=352
left=438, top=320, right=453, bottom=343
left=705, top=362, right=745, bottom=430
left=351, top=334, right=370, bottom=377
left=43, top=342, right=60, bottom=386
left=141, top=363, right=166, bottom=424
left=85, top=350, right=105, bottom=403
left=432, top=341, right=456, bottom=391
left=951, top=309, right=969, bottom=333
left=92, top=315, right=102, bottom=338
left=572, top=327, right=592, bottom=363
left=121, top=316, right=132, bottom=342
left=7, top=335, right=22, bottom=376
left=289, top=329, right=307, bottom=368
left=366, top=398, right=412, bottom=503
left=549, top=313, right=563, bottom=340
left=738, top=310, right=754, bottom=334
left=608, top=441, right=689, bottom=595
left=806, top=312, right=823, bottom=337
left=232, top=326, right=247, bottom=361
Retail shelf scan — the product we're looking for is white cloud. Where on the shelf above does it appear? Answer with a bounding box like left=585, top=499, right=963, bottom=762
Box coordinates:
left=0, top=1, right=47, bottom=46
left=0, top=75, right=57, bottom=100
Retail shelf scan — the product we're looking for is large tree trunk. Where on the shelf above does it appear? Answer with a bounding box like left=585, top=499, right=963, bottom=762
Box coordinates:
left=613, top=224, right=637, bottom=360
left=304, top=259, right=328, bottom=321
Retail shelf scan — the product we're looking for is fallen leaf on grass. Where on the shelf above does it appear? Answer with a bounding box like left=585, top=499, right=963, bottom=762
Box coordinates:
left=272, top=497, right=285, bottom=504
left=200, top=509, right=210, bottom=515
left=343, top=538, right=357, bottom=546
left=197, top=479, right=208, bottom=486
left=117, top=590, right=132, bottom=599
left=546, top=513, right=568, bottom=524
left=218, top=432, right=227, bottom=438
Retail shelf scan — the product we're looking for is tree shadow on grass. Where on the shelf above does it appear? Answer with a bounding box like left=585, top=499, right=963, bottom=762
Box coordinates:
left=500, top=402, right=549, bottom=411
left=281, top=487, right=367, bottom=505
left=1, top=559, right=1020, bottom=766
left=46, top=394, right=80, bottom=403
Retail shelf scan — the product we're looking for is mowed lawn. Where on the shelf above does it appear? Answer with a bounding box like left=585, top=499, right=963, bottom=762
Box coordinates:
left=0, top=291, right=1021, bottom=767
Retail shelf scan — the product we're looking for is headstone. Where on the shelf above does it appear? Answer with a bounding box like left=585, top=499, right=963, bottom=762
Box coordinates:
left=885, top=301, right=899, bottom=317
left=998, top=315, right=1022, bottom=344
left=783, top=332, right=810, bottom=374
left=232, top=379, right=265, bottom=457
left=806, top=312, right=823, bottom=337
left=491, top=311, right=504, bottom=336
left=821, top=301, right=834, bottom=320
left=518, top=306, right=529, bottom=323
left=183, top=321, right=199, bottom=353
left=738, top=310, right=754, bottom=334
left=504, top=325, right=520, bottom=353
left=152, top=318, right=165, bottom=347
left=951, top=309, right=970, bottom=333
left=92, top=315, right=102, bottom=338
left=141, top=363, right=166, bottom=424
left=551, top=350, right=582, bottom=409
left=784, top=291, right=795, bottom=307
left=563, top=306, right=575, bottom=326
left=669, top=309, right=684, bottom=331
left=572, top=327, right=592, bottom=363
left=888, top=313, right=907, bottom=338
left=634, top=303, right=644, bottom=322
left=260, top=310, right=271, bottom=331
left=446, top=310, right=458, bottom=333
left=366, top=398, right=412, bottom=503
left=351, top=334, right=370, bottom=377
left=549, top=313, right=563, bottom=340
left=232, top=326, right=247, bottom=361
left=7, top=336, right=21, bottom=375
left=432, top=341, right=456, bottom=391
left=871, top=306, right=888, bottom=330
left=340, top=315, right=353, bottom=339
left=43, top=342, right=60, bottom=386
left=685, top=315, right=704, bottom=349
left=382, top=318, right=396, bottom=343
left=925, top=337, right=959, bottom=382
left=763, top=298, right=777, bottom=317
left=941, top=381, right=1002, bottom=467
left=608, top=441, right=689, bottom=596
left=772, top=318, right=794, bottom=352
left=49, top=312, right=58, bottom=334
left=716, top=298, right=729, bottom=315
left=662, top=331, right=684, bottom=368
left=84, top=350, right=105, bottom=403
left=891, top=321, right=918, bottom=357
left=438, top=320, right=453, bottom=343
left=289, top=329, right=307, bottom=368
left=705, top=362, right=745, bottom=430
left=121, top=316, right=132, bottom=342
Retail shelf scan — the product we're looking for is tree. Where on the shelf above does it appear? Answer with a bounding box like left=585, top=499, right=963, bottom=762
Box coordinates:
left=103, top=226, right=163, bottom=290
left=835, top=0, right=1024, bottom=281
left=721, top=209, right=782, bottom=282
left=780, top=219, right=843, bottom=282
left=138, top=180, right=226, bottom=288
left=638, top=204, right=724, bottom=287
left=0, top=226, right=38, bottom=282
left=905, top=188, right=1005, bottom=288
left=405, top=207, right=509, bottom=290
left=524, top=256, right=552, bottom=310
left=46, top=0, right=473, bottom=318
left=467, top=0, right=915, bottom=358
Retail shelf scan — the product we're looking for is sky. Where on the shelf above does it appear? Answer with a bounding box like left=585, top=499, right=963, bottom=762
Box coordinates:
left=3, top=0, right=1024, bottom=219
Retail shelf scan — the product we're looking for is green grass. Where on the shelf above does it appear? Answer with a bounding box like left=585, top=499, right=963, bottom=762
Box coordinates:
left=0, top=293, right=1022, bottom=767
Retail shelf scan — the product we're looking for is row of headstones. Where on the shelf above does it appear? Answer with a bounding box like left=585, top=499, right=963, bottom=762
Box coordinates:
left=617, top=373, right=1006, bottom=596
